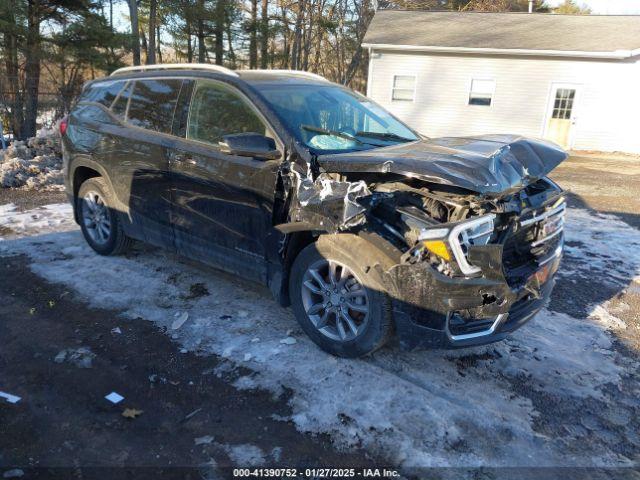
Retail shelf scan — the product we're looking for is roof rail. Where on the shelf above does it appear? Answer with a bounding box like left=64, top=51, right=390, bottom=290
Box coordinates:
left=244, top=69, right=329, bottom=82
left=110, top=63, right=239, bottom=77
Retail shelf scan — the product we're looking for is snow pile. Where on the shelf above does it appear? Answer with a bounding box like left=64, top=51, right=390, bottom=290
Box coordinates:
left=0, top=135, right=63, bottom=190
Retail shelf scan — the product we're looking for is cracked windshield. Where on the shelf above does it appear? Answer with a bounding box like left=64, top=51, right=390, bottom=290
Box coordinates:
left=256, top=84, right=419, bottom=152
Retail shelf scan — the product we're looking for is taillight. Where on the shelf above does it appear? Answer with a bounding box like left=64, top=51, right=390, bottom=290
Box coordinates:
left=59, top=116, right=68, bottom=136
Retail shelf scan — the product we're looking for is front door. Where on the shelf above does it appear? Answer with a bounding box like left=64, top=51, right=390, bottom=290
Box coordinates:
left=544, top=84, right=579, bottom=149
left=168, top=79, right=283, bottom=282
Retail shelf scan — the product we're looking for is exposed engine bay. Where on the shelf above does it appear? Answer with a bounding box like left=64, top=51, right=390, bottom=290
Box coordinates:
left=277, top=134, right=567, bottom=350
left=364, top=175, right=565, bottom=280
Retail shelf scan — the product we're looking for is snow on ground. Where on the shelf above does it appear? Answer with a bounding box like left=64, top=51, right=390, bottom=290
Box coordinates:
left=1, top=204, right=639, bottom=470
left=0, top=135, right=63, bottom=190
left=0, top=203, right=74, bottom=240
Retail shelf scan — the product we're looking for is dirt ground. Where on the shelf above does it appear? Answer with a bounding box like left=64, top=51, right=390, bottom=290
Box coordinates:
left=1, top=153, right=640, bottom=479
left=550, top=153, right=640, bottom=349
left=0, top=256, right=373, bottom=479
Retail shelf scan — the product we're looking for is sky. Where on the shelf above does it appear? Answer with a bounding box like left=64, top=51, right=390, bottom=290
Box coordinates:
left=546, top=0, right=640, bottom=13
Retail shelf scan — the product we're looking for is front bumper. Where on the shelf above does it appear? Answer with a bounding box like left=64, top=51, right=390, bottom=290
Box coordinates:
left=383, top=242, right=563, bottom=350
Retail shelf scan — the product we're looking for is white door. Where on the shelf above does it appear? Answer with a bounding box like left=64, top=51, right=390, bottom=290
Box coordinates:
left=544, top=84, right=580, bottom=149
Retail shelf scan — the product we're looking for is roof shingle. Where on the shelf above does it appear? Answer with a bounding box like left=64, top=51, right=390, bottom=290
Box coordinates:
left=363, top=10, right=640, bottom=56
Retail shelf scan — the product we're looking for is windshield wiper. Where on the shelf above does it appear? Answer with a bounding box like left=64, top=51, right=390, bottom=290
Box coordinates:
left=301, top=125, right=366, bottom=145
left=355, top=131, right=415, bottom=142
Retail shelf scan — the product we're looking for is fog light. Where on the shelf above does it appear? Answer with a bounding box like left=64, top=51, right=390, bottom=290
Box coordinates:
left=423, top=240, right=451, bottom=262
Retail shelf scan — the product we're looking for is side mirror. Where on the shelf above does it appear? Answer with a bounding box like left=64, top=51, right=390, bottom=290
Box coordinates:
left=219, top=133, right=281, bottom=160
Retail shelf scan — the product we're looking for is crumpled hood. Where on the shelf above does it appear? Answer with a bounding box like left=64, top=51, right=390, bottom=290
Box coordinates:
left=318, top=134, right=568, bottom=197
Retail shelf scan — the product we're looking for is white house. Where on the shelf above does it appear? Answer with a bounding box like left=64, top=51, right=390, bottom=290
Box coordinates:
left=363, top=10, right=640, bottom=153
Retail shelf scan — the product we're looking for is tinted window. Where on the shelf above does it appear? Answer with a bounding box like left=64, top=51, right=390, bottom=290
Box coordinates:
left=127, top=79, right=183, bottom=133
left=187, top=80, right=266, bottom=145
left=111, top=82, right=132, bottom=120
left=74, top=104, right=115, bottom=124
left=80, top=80, right=128, bottom=107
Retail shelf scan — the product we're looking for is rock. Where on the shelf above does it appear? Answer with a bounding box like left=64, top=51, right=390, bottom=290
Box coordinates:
left=280, top=337, right=297, bottom=345
left=53, top=347, right=95, bottom=368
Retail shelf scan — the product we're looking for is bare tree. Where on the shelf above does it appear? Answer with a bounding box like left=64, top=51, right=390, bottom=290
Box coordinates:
left=259, top=0, right=269, bottom=68
left=128, top=0, right=141, bottom=65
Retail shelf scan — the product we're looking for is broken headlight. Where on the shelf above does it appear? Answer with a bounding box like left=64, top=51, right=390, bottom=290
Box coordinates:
left=418, top=214, right=496, bottom=276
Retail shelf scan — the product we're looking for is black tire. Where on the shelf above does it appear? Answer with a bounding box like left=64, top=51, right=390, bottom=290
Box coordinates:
left=77, top=177, right=132, bottom=256
left=289, top=234, right=394, bottom=358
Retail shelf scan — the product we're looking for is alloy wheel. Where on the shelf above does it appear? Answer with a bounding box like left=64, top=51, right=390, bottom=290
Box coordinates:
left=81, top=191, right=112, bottom=246
left=300, top=259, right=370, bottom=342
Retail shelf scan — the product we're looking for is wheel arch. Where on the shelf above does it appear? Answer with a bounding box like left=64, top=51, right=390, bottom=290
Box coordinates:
left=70, top=160, right=115, bottom=223
left=275, top=227, right=402, bottom=307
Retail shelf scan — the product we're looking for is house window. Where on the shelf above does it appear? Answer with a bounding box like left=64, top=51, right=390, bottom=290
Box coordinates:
left=469, top=79, right=495, bottom=106
left=392, top=75, right=416, bottom=101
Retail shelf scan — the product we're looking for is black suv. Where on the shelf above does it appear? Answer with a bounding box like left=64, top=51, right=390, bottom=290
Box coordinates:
left=62, top=64, right=567, bottom=358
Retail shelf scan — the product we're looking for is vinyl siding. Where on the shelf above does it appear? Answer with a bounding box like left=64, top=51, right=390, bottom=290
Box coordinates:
left=368, top=50, right=640, bottom=154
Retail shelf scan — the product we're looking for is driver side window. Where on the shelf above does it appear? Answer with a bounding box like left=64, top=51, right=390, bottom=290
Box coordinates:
left=187, top=80, right=268, bottom=146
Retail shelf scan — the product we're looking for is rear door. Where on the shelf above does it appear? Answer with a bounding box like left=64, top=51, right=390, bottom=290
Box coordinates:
left=106, top=77, right=184, bottom=248
left=167, top=78, right=283, bottom=282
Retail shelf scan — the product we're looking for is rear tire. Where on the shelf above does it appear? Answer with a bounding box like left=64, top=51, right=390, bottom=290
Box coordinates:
left=289, top=234, right=394, bottom=358
left=77, top=177, right=132, bottom=256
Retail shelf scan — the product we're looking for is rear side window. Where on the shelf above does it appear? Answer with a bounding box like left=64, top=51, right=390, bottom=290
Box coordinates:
left=80, top=80, right=128, bottom=107
left=111, top=82, right=132, bottom=120
left=127, top=79, right=183, bottom=133
left=187, top=80, right=266, bottom=146
left=74, top=104, right=115, bottom=124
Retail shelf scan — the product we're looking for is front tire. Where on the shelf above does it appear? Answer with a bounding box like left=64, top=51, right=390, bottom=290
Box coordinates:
left=77, top=177, right=132, bottom=256
left=289, top=235, right=393, bottom=358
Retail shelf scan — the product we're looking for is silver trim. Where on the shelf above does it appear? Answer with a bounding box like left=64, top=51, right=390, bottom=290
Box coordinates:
left=110, top=63, right=239, bottom=77
left=520, top=202, right=566, bottom=227
left=539, top=245, right=564, bottom=266
left=241, top=69, right=329, bottom=82
left=531, top=225, right=565, bottom=247
left=446, top=313, right=509, bottom=342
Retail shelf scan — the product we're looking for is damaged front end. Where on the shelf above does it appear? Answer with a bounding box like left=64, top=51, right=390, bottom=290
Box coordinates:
left=277, top=135, right=567, bottom=350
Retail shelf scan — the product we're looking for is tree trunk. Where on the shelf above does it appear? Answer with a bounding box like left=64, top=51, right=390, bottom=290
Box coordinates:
left=291, top=0, right=305, bottom=70
left=156, top=26, right=163, bottom=63
left=214, top=0, right=225, bottom=65
left=147, top=0, right=157, bottom=64
left=225, top=14, right=236, bottom=69
left=259, top=0, right=268, bottom=68
left=186, top=10, right=193, bottom=62
left=249, top=0, right=258, bottom=68
left=301, top=7, right=313, bottom=71
left=1, top=0, right=24, bottom=139
left=23, top=0, right=41, bottom=139
left=280, top=5, right=289, bottom=69
left=140, top=28, right=148, bottom=62
left=128, top=0, right=141, bottom=65
left=197, top=0, right=205, bottom=62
